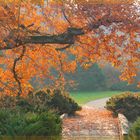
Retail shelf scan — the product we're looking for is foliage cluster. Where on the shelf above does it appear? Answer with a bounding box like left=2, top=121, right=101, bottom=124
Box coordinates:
left=0, top=0, right=140, bottom=96
left=67, top=64, right=107, bottom=91
left=49, top=89, right=81, bottom=114
left=66, top=63, right=139, bottom=92
left=0, top=89, right=81, bottom=115
left=0, top=109, right=61, bottom=136
left=125, top=117, right=140, bottom=140
left=0, top=89, right=80, bottom=136
left=106, top=92, right=140, bottom=121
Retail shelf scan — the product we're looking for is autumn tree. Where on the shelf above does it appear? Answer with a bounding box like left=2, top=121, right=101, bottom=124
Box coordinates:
left=0, top=0, right=139, bottom=96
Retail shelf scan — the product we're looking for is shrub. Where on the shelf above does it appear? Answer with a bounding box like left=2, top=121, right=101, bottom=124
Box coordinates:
left=31, top=90, right=52, bottom=113
left=0, top=95, right=16, bottom=109
left=0, top=89, right=81, bottom=115
left=49, top=89, right=81, bottom=115
left=127, top=117, right=140, bottom=140
left=0, top=109, right=22, bottom=136
left=106, top=92, right=140, bottom=121
left=22, top=112, right=62, bottom=136
left=32, top=89, right=81, bottom=115
left=16, top=97, right=34, bottom=112
left=0, top=109, right=62, bottom=136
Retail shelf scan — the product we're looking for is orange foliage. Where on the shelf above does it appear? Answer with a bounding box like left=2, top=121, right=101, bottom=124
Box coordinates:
left=0, top=0, right=139, bottom=95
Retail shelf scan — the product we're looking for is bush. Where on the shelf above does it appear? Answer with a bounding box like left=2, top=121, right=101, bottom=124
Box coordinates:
left=27, top=90, right=52, bottom=113
left=49, top=89, right=81, bottom=115
left=16, top=96, right=34, bottom=112
left=0, top=95, right=16, bottom=109
left=106, top=92, right=140, bottom=121
left=0, top=109, right=24, bottom=136
left=22, top=112, right=62, bottom=136
left=0, top=89, right=81, bottom=115
left=127, top=117, right=140, bottom=140
left=31, top=89, right=81, bottom=115
left=0, top=109, right=62, bottom=136
left=0, top=89, right=80, bottom=136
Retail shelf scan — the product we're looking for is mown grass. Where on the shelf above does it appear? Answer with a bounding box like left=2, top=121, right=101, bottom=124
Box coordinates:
left=70, top=91, right=124, bottom=105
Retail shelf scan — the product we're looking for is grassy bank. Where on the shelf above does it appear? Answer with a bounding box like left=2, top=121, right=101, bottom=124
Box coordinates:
left=70, top=91, right=123, bottom=105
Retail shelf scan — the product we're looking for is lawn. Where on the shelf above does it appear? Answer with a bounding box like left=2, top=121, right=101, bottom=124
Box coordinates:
left=70, top=91, right=123, bottom=105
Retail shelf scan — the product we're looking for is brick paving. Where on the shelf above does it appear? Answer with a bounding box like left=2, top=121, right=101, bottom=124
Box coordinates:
left=62, top=107, right=120, bottom=140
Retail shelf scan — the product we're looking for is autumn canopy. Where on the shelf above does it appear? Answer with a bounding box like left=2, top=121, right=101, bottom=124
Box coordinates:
left=0, top=0, right=139, bottom=96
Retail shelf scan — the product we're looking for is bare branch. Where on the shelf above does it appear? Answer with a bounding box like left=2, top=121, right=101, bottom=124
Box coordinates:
left=61, top=6, right=72, bottom=26
left=56, top=44, right=72, bottom=51
left=12, top=46, right=26, bottom=96
left=0, top=28, right=84, bottom=50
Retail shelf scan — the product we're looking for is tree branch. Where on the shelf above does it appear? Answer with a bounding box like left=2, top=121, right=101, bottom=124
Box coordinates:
left=61, top=6, right=72, bottom=26
left=0, top=28, right=84, bottom=50
left=12, top=46, right=26, bottom=96
left=0, top=15, right=129, bottom=51
left=85, top=15, right=127, bottom=32
left=56, top=44, right=72, bottom=51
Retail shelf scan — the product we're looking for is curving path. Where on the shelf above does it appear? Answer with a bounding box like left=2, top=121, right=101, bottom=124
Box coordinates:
left=83, top=97, right=109, bottom=109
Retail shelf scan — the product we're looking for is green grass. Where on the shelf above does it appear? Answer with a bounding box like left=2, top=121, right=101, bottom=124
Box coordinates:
left=70, top=91, right=123, bottom=105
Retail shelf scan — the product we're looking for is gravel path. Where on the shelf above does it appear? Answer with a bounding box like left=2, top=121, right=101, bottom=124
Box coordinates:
left=83, top=97, right=109, bottom=109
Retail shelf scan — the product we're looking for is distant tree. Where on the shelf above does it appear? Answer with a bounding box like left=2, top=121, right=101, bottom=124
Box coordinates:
left=103, top=65, right=140, bottom=91
left=66, top=64, right=107, bottom=91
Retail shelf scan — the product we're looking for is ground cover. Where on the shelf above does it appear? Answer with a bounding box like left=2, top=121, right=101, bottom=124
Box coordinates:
left=70, top=91, right=124, bottom=105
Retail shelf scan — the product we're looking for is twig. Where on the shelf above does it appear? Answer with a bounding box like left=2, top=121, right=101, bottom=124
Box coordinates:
left=56, top=44, right=72, bottom=51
